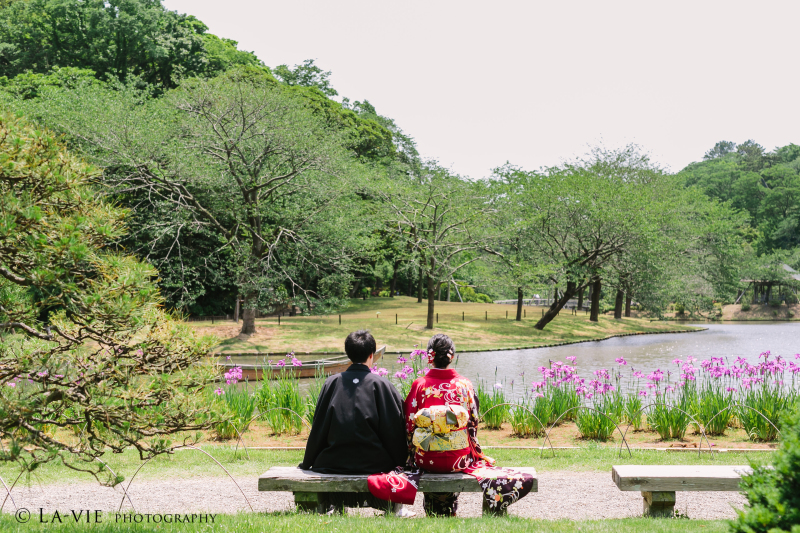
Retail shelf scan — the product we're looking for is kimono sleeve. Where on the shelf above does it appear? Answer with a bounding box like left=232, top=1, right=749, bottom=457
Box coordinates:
left=298, top=378, right=334, bottom=469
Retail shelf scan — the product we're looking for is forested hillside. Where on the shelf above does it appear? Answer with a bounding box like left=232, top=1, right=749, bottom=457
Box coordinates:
left=679, top=140, right=800, bottom=254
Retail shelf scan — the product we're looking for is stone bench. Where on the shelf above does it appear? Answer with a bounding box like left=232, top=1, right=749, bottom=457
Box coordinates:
left=259, top=466, right=538, bottom=515
left=612, top=465, right=752, bottom=517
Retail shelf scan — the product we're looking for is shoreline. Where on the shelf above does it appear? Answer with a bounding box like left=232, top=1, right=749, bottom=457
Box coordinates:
left=215, top=326, right=706, bottom=357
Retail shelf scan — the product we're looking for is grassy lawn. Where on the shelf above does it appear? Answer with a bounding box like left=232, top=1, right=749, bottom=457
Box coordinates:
left=0, top=446, right=772, bottom=486
left=193, top=297, right=698, bottom=354
left=0, top=513, right=732, bottom=533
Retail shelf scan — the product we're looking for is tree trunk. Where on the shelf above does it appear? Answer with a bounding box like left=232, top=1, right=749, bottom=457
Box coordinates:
left=417, top=266, right=424, bottom=303
left=234, top=297, right=240, bottom=323
left=614, top=288, right=624, bottom=319
left=240, top=293, right=257, bottom=334
left=407, top=271, right=413, bottom=297
left=447, top=282, right=451, bottom=302
left=552, top=286, right=558, bottom=306
left=516, top=286, right=523, bottom=321
left=426, top=278, right=436, bottom=329
left=590, top=277, right=601, bottom=322
left=350, top=278, right=361, bottom=298
left=390, top=260, right=399, bottom=298
left=534, top=281, right=577, bottom=330
left=577, top=287, right=584, bottom=311
left=625, top=294, right=632, bottom=317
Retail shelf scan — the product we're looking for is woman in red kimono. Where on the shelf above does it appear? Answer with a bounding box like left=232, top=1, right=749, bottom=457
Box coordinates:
left=403, top=334, right=534, bottom=516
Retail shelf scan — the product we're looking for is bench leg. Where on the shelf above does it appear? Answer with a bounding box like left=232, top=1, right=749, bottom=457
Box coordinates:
left=294, top=492, right=325, bottom=514
left=642, top=491, right=676, bottom=518
left=482, top=498, right=508, bottom=517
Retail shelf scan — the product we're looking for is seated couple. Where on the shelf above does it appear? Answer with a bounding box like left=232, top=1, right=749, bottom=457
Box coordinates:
left=299, top=330, right=534, bottom=516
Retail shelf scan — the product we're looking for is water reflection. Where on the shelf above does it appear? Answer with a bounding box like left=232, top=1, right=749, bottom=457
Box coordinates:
left=441, top=322, right=800, bottom=396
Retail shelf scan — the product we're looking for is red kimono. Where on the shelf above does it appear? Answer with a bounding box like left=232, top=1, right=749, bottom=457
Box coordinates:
left=368, top=368, right=535, bottom=515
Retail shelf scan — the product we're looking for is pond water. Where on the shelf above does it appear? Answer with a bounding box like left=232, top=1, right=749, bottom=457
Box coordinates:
left=228, top=322, right=800, bottom=398
left=434, top=322, right=800, bottom=396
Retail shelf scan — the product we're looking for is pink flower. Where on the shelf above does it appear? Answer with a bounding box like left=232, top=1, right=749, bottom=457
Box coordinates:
left=534, top=392, right=544, bottom=398
left=493, top=383, right=503, bottom=389
left=615, top=357, right=627, bottom=366
left=397, top=356, right=408, bottom=364
left=291, top=358, right=303, bottom=367
left=276, top=360, right=286, bottom=368
left=672, top=359, right=683, bottom=365
left=395, top=371, right=408, bottom=380
left=6, top=382, right=15, bottom=388
left=214, top=388, right=224, bottom=395
left=638, top=390, right=647, bottom=397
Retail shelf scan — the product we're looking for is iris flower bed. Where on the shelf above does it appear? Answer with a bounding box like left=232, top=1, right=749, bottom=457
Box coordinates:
left=201, top=349, right=798, bottom=443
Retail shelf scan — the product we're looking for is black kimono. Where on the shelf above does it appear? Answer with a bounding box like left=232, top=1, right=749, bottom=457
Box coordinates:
left=300, top=364, right=407, bottom=475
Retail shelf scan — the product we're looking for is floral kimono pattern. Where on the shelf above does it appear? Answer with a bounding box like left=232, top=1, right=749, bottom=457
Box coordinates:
left=367, top=368, right=534, bottom=515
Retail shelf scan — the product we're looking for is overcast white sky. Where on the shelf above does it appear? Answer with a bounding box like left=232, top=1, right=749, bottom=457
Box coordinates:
left=163, top=0, right=799, bottom=178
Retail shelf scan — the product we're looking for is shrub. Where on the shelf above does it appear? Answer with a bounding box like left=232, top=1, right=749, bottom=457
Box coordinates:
left=477, top=381, right=509, bottom=429
left=731, top=402, right=800, bottom=533
left=674, top=302, right=685, bottom=315
left=509, top=396, right=550, bottom=438
left=303, top=369, right=326, bottom=425
left=254, top=369, right=305, bottom=435
left=378, top=290, right=391, bottom=297
left=547, top=385, right=581, bottom=423
left=785, top=293, right=799, bottom=305
left=213, top=385, right=256, bottom=440
left=740, top=387, right=794, bottom=442
left=769, top=298, right=783, bottom=308
left=648, top=394, right=692, bottom=440
left=624, top=394, right=644, bottom=431
left=691, top=385, right=733, bottom=436
left=576, top=396, right=619, bottom=441
left=741, top=302, right=752, bottom=312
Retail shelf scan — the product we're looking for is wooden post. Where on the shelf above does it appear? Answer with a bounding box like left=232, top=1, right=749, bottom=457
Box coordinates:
left=485, top=311, right=487, bottom=321
left=462, top=311, right=464, bottom=321
left=506, top=310, right=508, bottom=319
left=524, top=309, right=526, bottom=318
left=294, top=492, right=325, bottom=514
left=641, top=491, right=676, bottom=517
left=339, top=314, right=341, bottom=325
left=436, top=313, right=438, bottom=324
left=396, top=314, right=398, bottom=324
left=278, top=315, right=281, bottom=326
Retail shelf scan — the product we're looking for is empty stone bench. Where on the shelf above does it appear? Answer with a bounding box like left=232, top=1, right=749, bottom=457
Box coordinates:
left=259, top=466, right=537, bottom=515
left=612, top=465, right=752, bottom=517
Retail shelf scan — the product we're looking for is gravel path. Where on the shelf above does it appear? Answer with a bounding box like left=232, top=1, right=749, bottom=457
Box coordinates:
left=1, top=471, right=746, bottom=520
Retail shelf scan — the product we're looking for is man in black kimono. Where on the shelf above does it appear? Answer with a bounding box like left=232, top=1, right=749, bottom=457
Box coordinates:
left=300, top=330, right=408, bottom=513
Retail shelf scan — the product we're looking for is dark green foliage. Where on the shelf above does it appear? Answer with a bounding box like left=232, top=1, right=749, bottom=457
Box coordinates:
left=680, top=140, right=800, bottom=254
left=0, top=0, right=266, bottom=89
left=731, top=403, right=800, bottom=533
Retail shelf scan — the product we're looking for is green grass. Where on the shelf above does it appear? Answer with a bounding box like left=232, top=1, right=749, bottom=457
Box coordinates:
left=0, top=446, right=772, bottom=488
left=0, top=513, right=732, bottom=533
left=197, top=297, right=698, bottom=354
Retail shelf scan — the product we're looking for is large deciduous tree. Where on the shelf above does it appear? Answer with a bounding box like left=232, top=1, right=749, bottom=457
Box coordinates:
left=0, top=113, right=215, bottom=479
left=497, top=147, right=677, bottom=329
left=380, top=164, right=497, bottom=329
left=23, top=69, right=365, bottom=334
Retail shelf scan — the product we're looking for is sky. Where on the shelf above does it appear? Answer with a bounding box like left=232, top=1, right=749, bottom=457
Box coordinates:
left=163, top=0, right=800, bottom=179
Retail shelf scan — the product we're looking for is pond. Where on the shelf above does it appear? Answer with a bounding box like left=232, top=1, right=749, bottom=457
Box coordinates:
left=441, top=322, right=800, bottom=396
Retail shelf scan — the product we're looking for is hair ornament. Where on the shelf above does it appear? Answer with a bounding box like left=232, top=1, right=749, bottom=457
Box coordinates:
left=427, top=349, right=436, bottom=365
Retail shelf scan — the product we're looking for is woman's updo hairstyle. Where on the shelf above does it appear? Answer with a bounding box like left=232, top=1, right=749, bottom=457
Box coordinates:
left=427, top=333, right=456, bottom=368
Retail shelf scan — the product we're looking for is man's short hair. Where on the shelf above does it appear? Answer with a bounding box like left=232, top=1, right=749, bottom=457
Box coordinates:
left=344, top=330, right=376, bottom=364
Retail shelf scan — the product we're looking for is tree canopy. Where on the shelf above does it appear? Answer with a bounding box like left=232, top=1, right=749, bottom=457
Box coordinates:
left=0, top=112, right=215, bottom=477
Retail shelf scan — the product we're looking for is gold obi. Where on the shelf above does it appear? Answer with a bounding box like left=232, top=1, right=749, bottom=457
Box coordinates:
left=412, top=405, right=470, bottom=452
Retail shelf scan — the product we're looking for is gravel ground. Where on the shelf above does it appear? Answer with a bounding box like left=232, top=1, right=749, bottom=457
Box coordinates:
left=1, top=471, right=746, bottom=520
